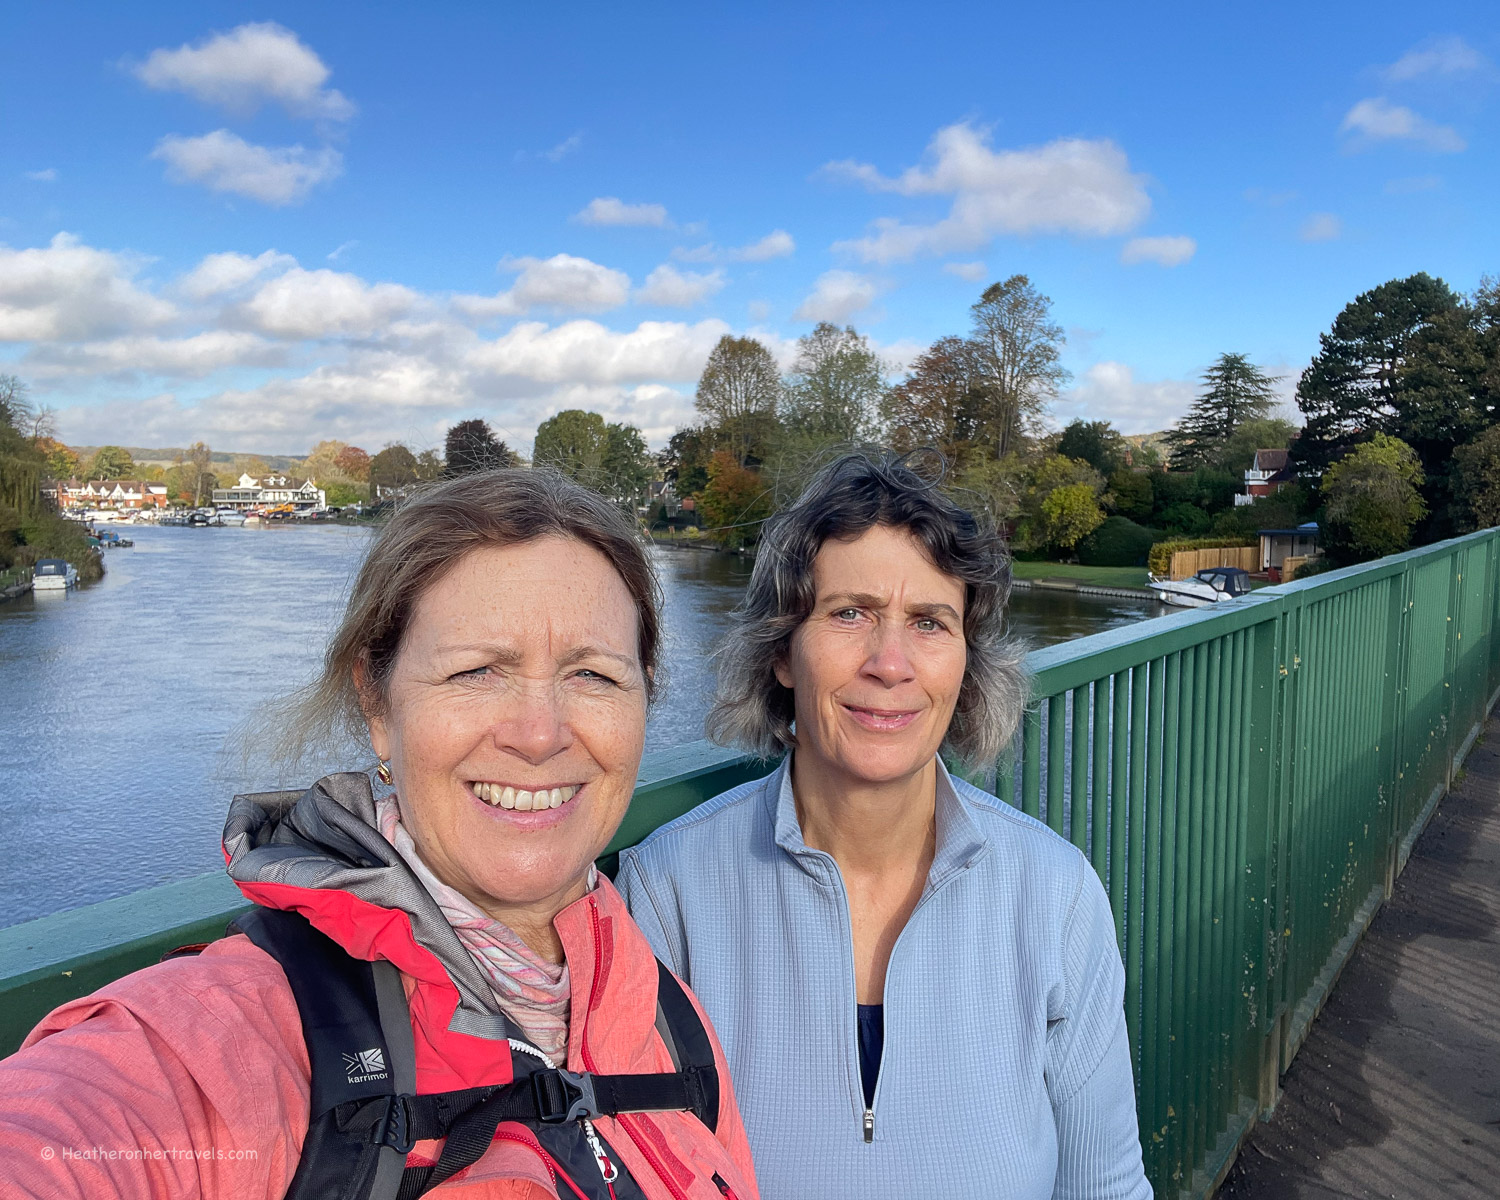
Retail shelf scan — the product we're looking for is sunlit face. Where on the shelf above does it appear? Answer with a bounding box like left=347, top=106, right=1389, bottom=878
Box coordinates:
left=775, top=524, right=968, bottom=787
left=366, top=537, right=647, bottom=922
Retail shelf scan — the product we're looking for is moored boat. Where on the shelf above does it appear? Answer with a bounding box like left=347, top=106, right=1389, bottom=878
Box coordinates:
left=1147, top=566, right=1253, bottom=608
left=31, top=558, right=79, bottom=591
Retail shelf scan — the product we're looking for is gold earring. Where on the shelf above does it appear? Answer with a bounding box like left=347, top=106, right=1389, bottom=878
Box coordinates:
left=376, top=761, right=394, bottom=785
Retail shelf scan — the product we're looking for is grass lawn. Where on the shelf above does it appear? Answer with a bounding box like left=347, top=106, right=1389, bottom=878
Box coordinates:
left=1009, top=561, right=1151, bottom=589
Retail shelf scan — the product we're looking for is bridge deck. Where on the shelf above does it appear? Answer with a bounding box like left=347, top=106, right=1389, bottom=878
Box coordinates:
left=1220, top=717, right=1500, bottom=1199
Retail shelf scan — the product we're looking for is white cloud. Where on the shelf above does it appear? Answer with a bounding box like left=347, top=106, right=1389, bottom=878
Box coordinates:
left=636, top=264, right=726, bottom=307
left=827, top=123, right=1151, bottom=262
left=1053, top=362, right=1195, bottom=434
left=1385, top=174, right=1442, bottom=194
left=24, top=168, right=57, bottom=182
left=455, top=254, right=632, bottom=318
left=466, top=318, right=731, bottom=385
left=1300, top=213, right=1342, bottom=242
left=746, top=300, right=772, bottom=321
left=152, top=130, right=343, bottom=205
left=793, top=270, right=881, bottom=322
left=1384, top=36, right=1491, bottom=83
left=1340, top=98, right=1465, bottom=152
left=543, top=133, right=583, bottom=163
left=943, top=261, right=987, bottom=281
left=26, top=331, right=286, bottom=379
left=0, top=233, right=175, bottom=342
left=240, top=267, right=421, bottom=339
left=177, top=249, right=296, bottom=300
left=574, top=197, right=670, bottom=227
left=728, top=230, right=795, bottom=261
left=1120, top=235, right=1196, bottom=266
left=133, top=21, right=354, bottom=120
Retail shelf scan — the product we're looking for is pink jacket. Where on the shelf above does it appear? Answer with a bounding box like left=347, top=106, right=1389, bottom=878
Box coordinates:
left=0, top=774, right=759, bottom=1200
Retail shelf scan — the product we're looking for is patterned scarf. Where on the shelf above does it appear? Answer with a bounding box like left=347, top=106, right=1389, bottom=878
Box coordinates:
left=375, top=793, right=591, bottom=1061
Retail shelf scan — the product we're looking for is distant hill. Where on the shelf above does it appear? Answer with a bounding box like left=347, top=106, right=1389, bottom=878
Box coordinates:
left=68, top=447, right=303, bottom=471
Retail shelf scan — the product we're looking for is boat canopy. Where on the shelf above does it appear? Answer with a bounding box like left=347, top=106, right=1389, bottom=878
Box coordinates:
left=34, top=559, right=71, bottom=575
left=1194, top=566, right=1252, bottom=596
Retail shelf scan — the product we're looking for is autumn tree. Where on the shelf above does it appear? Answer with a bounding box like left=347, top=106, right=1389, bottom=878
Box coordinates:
left=697, top=451, right=772, bottom=550
left=881, top=336, right=987, bottom=462
left=966, top=276, right=1069, bottom=459
left=1166, top=353, right=1281, bottom=470
left=335, top=445, right=371, bottom=482
left=1321, top=434, right=1426, bottom=562
left=1013, top=454, right=1106, bottom=554
left=35, top=438, right=80, bottom=480
left=780, top=322, right=884, bottom=443
left=694, top=335, right=782, bottom=465
left=445, top=418, right=521, bottom=475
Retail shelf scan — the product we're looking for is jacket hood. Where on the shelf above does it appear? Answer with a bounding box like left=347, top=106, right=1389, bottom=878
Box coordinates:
left=223, top=771, right=518, bottom=1045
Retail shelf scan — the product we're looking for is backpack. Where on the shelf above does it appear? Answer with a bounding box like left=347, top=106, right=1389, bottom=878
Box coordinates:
left=193, top=906, right=722, bottom=1200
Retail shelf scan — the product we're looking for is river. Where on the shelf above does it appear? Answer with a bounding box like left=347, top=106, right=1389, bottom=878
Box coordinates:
left=0, top=524, right=1165, bottom=926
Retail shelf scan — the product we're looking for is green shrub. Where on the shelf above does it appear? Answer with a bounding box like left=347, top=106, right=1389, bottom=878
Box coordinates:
left=1078, top=516, right=1161, bottom=567
left=1147, top=536, right=1256, bottom=577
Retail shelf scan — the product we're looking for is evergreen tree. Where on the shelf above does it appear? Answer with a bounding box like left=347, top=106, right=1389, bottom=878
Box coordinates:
left=1293, top=274, right=1469, bottom=474
left=1166, top=353, right=1279, bottom=469
left=1057, top=419, right=1127, bottom=477
left=444, top=418, right=520, bottom=476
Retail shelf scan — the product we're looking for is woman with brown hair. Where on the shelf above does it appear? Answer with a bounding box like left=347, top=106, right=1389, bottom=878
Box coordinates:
left=0, top=469, right=758, bottom=1200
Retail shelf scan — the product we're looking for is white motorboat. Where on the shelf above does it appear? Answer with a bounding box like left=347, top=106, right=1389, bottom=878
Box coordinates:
left=32, top=558, right=79, bottom=591
left=1147, top=566, right=1254, bottom=609
left=214, top=508, right=248, bottom=526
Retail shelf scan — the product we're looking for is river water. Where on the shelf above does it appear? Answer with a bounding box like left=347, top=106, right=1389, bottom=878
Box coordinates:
left=0, top=525, right=1164, bottom=927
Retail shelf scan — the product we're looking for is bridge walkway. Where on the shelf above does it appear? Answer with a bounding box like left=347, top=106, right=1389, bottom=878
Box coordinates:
left=1218, top=716, right=1500, bottom=1199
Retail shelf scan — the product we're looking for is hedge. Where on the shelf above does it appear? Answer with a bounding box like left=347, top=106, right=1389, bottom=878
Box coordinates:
left=1078, top=516, right=1161, bottom=567
left=1146, top=536, right=1256, bottom=577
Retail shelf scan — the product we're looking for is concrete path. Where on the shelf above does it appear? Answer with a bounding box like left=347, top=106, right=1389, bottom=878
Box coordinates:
left=1218, top=720, right=1500, bottom=1199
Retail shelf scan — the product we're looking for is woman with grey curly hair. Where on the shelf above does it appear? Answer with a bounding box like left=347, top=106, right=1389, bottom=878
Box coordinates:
left=618, top=452, right=1150, bottom=1200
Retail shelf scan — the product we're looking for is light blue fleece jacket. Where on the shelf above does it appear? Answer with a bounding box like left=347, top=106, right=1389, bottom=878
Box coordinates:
left=617, top=757, right=1152, bottom=1200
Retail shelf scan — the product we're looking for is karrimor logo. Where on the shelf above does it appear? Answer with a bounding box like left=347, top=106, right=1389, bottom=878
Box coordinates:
left=343, top=1048, right=389, bottom=1084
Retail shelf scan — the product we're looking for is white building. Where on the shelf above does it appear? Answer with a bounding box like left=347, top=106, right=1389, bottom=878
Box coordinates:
left=211, top=473, right=326, bottom=511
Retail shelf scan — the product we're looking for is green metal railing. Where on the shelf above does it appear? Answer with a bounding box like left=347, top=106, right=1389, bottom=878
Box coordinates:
left=1001, top=526, right=1500, bottom=1196
left=1, top=528, right=1496, bottom=1197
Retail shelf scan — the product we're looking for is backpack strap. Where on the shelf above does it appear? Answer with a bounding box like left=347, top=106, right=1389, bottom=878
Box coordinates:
left=230, top=908, right=721, bottom=1200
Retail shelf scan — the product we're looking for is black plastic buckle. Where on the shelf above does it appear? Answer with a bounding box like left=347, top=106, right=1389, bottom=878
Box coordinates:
left=375, top=1094, right=415, bottom=1155
left=532, top=1069, right=600, bottom=1123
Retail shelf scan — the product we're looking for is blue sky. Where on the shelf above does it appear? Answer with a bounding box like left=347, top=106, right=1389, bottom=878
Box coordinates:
left=2, top=2, right=1496, bottom=455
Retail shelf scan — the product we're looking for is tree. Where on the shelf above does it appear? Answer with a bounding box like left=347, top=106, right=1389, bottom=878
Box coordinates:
left=183, top=441, right=216, bottom=507
left=1215, top=417, right=1298, bottom=474
left=1321, top=434, right=1426, bottom=562
left=1057, top=420, right=1128, bottom=477
left=1166, top=353, right=1280, bottom=469
left=84, top=445, right=135, bottom=481
left=1450, top=425, right=1500, bottom=531
left=1040, top=483, right=1107, bottom=550
left=694, top=335, right=782, bottom=465
left=1295, top=274, right=1471, bottom=474
left=0, top=375, right=33, bottom=434
left=1107, top=469, right=1155, bottom=523
left=780, top=323, right=884, bottom=443
left=445, top=418, right=520, bottom=475
left=335, top=445, right=371, bottom=482
left=1014, top=454, right=1105, bottom=553
left=602, top=422, right=652, bottom=510
left=659, top=427, right=713, bottom=496
left=35, top=438, right=80, bottom=480
left=966, top=276, right=1069, bottom=459
left=415, top=449, right=445, bottom=481
left=369, top=444, right=420, bottom=495
left=881, top=336, right=987, bottom=462
left=533, top=410, right=608, bottom=481
left=697, top=451, right=773, bottom=550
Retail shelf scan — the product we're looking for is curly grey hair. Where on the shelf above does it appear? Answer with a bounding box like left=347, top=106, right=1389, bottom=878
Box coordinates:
left=706, top=450, right=1028, bottom=771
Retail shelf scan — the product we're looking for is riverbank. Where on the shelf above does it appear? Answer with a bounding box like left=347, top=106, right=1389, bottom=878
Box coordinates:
left=1009, top=560, right=1156, bottom=599
left=0, top=569, right=31, bottom=603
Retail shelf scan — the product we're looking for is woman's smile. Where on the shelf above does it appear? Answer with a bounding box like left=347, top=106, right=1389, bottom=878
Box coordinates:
left=839, top=702, right=921, bottom=732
